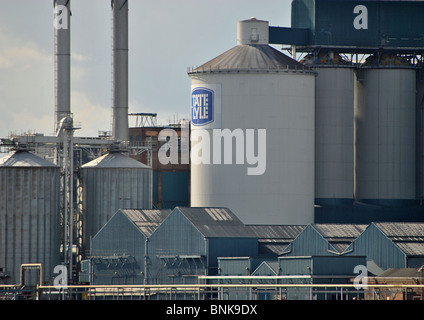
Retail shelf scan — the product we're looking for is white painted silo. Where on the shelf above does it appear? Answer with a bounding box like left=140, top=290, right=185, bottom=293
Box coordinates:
left=355, top=55, right=417, bottom=205
left=0, top=150, right=60, bottom=285
left=188, top=18, right=316, bottom=225
left=78, top=151, right=152, bottom=257
left=301, top=53, right=355, bottom=205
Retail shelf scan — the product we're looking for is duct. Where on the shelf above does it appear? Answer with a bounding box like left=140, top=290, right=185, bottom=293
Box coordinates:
left=111, top=0, right=129, bottom=143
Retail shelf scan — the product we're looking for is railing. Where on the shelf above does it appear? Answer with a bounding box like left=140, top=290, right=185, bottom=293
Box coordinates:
left=30, top=283, right=424, bottom=301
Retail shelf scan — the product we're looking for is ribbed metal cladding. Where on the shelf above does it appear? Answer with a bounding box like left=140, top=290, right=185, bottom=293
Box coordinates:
left=78, top=152, right=152, bottom=258
left=0, top=151, right=60, bottom=285
left=354, top=58, right=417, bottom=205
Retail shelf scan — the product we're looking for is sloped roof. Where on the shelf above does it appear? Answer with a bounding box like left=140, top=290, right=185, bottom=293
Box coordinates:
left=175, top=207, right=256, bottom=238
left=245, top=225, right=306, bottom=255
left=0, top=150, right=58, bottom=168
left=312, top=224, right=368, bottom=253
left=81, top=152, right=150, bottom=169
left=120, top=209, right=171, bottom=237
left=374, top=222, right=424, bottom=256
left=190, top=44, right=311, bottom=73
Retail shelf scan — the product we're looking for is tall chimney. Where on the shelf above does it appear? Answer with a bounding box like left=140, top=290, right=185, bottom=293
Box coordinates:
left=111, top=0, right=129, bottom=143
left=54, top=0, right=71, bottom=133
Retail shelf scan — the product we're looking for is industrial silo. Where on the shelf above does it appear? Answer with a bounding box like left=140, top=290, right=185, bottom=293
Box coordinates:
left=355, top=54, right=417, bottom=206
left=78, top=149, right=152, bottom=257
left=0, top=149, right=60, bottom=285
left=188, top=18, right=316, bottom=225
left=301, top=52, right=355, bottom=206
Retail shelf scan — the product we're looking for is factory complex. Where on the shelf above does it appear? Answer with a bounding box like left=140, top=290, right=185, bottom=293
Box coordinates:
left=2, top=0, right=424, bottom=301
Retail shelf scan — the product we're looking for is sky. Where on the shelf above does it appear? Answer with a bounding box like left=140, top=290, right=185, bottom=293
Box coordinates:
left=0, top=0, right=291, bottom=139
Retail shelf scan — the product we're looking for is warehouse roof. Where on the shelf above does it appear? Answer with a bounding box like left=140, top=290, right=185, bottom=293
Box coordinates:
left=120, top=209, right=171, bottom=237
left=245, top=225, right=306, bottom=255
left=175, top=207, right=256, bottom=239
left=374, top=222, right=424, bottom=256
left=189, top=44, right=312, bottom=74
left=312, top=224, right=368, bottom=253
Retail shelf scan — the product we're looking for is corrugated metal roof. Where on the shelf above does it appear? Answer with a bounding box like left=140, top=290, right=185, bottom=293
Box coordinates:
left=81, top=152, right=150, bottom=169
left=0, top=150, right=58, bottom=167
left=120, top=209, right=171, bottom=237
left=175, top=207, right=256, bottom=238
left=190, top=44, right=311, bottom=73
left=375, top=222, right=424, bottom=256
left=244, top=225, right=306, bottom=256
left=245, top=225, right=306, bottom=240
left=313, top=224, right=368, bottom=253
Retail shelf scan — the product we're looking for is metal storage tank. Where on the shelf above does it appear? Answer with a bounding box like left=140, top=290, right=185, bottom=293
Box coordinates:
left=302, top=52, right=355, bottom=205
left=0, top=149, right=60, bottom=285
left=78, top=149, right=152, bottom=257
left=354, top=54, right=417, bottom=206
left=188, top=18, right=316, bottom=225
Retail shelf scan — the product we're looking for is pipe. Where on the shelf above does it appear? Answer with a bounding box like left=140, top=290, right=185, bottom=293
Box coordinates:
left=54, top=0, right=71, bottom=132
left=111, top=0, right=129, bottom=143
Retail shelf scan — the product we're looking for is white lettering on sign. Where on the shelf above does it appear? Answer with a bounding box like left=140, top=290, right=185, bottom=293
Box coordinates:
left=192, top=94, right=209, bottom=120
left=353, top=5, right=368, bottom=30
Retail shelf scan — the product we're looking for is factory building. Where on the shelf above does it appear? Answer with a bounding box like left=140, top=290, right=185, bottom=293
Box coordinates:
left=346, top=222, right=424, bottom=270
left=128, top=121, right=190, bottom=210
left=80, top=208, right=171, bottom=285
left=280, top=224, right=367, bottom=256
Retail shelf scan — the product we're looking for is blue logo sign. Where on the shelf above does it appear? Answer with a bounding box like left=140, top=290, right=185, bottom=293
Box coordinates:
left=191, top=87, right=214, bottom=126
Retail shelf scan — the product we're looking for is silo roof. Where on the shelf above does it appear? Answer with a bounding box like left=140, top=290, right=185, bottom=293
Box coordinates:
left=189, top=44, right=311, bottom=73
left=81, top=152, right=150, bottom=169
left=0, top=150, right=58, bottom=167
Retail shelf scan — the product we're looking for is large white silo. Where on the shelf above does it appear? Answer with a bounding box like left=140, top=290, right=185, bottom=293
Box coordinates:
left=188, top=18, right=316, bottom=225
left=355, top=55, right=417, bottom=205
left=78, top=150, right=152, bottom=257
left=301, top=53, right=356, bottom=205
left=0, top=150, right=61, bottom=285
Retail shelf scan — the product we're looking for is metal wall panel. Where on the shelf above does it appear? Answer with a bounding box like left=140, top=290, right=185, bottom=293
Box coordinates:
left=0, top=154, right=60, bottom=285
left=355, top=67, right=416, bottom=203
left=347, top=223, right=407, bottom=269
left=314, top=67, right=355, bottom=203
left=79, top=153, right=152, bottom=257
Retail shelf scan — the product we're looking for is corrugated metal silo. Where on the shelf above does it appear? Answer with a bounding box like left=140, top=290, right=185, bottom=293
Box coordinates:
left=0, top=150, right=60, bottom=285
left=355, top=54, right=417, bottom=205
left=302, top=52, right=355, bottom=205
left=78, top=150, right=152, bottom=257
left=188, top=18, right=316, bottom=225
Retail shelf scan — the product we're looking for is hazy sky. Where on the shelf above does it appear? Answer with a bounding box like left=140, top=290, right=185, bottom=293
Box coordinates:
left=0, top=0, right=291, bottom=138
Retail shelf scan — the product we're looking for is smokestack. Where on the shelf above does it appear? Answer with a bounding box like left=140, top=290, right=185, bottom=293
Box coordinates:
left=111, top=0, right=129, bottom=143
left=54, top=0, right=71, bottom=133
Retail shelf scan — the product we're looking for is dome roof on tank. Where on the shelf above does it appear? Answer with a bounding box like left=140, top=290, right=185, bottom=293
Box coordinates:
left=0, top=150, right=58, bottom=167
left=189, top=44, right=311, bottom=74
left=81, top=152, right=150, bottom=169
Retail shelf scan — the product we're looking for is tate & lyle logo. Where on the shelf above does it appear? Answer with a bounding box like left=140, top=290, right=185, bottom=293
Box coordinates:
left=191, top=87, right=214, bottom=126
